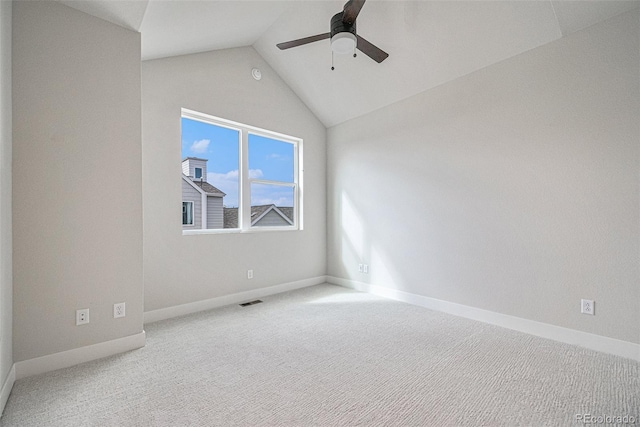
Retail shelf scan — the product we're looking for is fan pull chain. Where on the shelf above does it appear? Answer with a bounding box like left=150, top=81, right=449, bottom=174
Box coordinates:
left=331, top=51, right=335, bottom=71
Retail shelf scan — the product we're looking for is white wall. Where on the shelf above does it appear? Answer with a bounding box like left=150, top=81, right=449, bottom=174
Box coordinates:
left=327, top=10, right=639, bottom=345
left=142, top=47, right=326, bottom=312
left=12, top=1, right=144, bottom=361
left=0, top=0, right=13, bottom=398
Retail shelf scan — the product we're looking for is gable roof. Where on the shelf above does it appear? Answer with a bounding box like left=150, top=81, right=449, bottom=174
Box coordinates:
left=277, top=207, right=293, bottom=222
left=251, top=205, right=293, bottom=226
left=191, top=180, right=225, bottom=197
left=223, top=205, right=293, bottom=228
left=182, top=174, right=225, bottom=197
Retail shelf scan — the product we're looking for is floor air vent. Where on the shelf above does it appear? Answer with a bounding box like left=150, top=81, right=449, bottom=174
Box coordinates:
left=239, top=300, right=263, bottom=307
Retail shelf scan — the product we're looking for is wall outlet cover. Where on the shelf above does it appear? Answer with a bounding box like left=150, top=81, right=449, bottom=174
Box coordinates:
left=76, top=308, right=90, bottom=325
left=581, top=299, right=595, bottom=315
left=114, top=302, right=126, bottom=318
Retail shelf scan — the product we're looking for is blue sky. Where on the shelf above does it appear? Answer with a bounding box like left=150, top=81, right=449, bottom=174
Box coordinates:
left=182, top=118, right=294, bottom=208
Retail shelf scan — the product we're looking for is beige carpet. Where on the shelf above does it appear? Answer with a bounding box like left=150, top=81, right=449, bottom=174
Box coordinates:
left=2, top=284, right=638, bottom=426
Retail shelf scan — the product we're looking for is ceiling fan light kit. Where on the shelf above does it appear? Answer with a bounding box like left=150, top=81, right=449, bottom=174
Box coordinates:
left=330, top=10, right=356, bottom=55
left=276, top=0, right=388, bottom=70
left=331, top=32, right=356, bottom=55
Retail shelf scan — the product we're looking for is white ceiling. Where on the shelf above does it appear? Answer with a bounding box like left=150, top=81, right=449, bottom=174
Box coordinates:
left=58, top=0, right=640, bottom=127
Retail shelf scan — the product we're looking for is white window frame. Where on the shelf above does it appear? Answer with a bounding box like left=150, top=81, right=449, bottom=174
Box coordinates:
left=181, top=108, right=303, bottom=235
left=194, top=167, right=203, bottom=179
left=182, top=201, right=194, bottom=226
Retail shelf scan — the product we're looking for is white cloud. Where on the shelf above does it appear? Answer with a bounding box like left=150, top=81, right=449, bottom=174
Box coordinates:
left=221, top=170, right=238, bottom=179
left=190, top=139, right=210, bottom=154
left=250, top=183, right=293, bottom=207
left=253, top=196, right=291, bottom=206
left=208, top=171, right=239, bottom=207
left=249, top=169, right=263, bottom=179
left=267, top=153, right=288, bottom=161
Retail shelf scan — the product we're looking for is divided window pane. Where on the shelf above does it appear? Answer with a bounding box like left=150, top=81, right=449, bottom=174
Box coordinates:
left=248, top=133, right=296, bottom=229
left=249, top=134, right=294, bottom=183
left=181, top=117, right=240, bottom=230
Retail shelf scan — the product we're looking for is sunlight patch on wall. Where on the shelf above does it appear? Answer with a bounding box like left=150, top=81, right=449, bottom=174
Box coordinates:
left=370, top=245, right=404, bottom=291
left=341, top=192, right=364, bottom=256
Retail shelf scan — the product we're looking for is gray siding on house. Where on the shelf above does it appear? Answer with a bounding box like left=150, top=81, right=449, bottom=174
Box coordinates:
left=253, top=209, right=291, bottom=227
left=182, top=179, right=201, bottom=229
left=182, top=158, right=207, bottom=179
left=206, top=196, right=223, bottom=229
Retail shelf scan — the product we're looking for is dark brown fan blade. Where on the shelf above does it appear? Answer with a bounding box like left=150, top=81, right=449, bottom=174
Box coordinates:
left=277, top=33, right=330, bottom=50
left=356, top=35, right=389, bottom=63
left=342, top=0, right=366, bottom=25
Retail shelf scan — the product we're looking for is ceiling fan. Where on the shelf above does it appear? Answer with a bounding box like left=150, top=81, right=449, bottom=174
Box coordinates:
left=276, top=0, right=389, bottom=69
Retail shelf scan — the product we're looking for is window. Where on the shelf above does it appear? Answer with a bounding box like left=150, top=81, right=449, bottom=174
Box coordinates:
left=182, top=202, right=194, bottom=226
left=181, top=108, right=302, bottom=234
left=249, top=134, right=296, bottom=228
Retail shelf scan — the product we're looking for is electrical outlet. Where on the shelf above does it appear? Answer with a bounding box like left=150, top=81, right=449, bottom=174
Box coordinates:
left=247, top=269, right=253, bottom=279
left=581, top=299, right=594, bottom=315
left=363, top=264, right=369, bottom=274
left=76, top=308, right=89, bottom=326
left=358, top=264, right=363, bottom=273
left=114, top=302, right=126, bottom=318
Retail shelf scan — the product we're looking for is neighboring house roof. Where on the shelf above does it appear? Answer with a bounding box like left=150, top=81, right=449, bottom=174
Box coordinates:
left=192, top=180, right=225, bottom=196
left=251, top=205, right=293, bottom=225
left=250, top=205, right=272, bottom=221
left=223, top=207, right=238, bottom=229
left=182, top=156, right=208, bottom=162
left=277, top=207, right=293, bottom=221
left=223, top=205, right=293, bottom=228
left=181, top=174, right=225, bottom=197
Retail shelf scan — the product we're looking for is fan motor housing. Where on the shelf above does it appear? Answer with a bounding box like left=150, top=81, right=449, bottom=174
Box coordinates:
left=330, top=12, right=356, bottom=38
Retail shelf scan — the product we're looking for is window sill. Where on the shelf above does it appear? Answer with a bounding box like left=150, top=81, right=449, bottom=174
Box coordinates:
left=182, top=226, right=301, bottom=236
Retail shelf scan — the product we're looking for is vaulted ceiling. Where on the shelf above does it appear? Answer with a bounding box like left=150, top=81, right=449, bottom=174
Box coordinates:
left=59, top=0, right=639, bottom=127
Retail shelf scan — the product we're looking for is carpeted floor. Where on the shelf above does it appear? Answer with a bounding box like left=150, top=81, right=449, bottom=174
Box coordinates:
left=1, top=284, right=638, bottom=426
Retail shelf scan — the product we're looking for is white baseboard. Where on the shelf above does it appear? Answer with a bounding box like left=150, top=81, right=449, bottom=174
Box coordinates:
left=15, top=331, right=146, bottom=380
left=144, top=276, right=328, bottom=324
left=0, top=364, right=15, bottom=415
left=328, top=276, right=640, bottom=362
